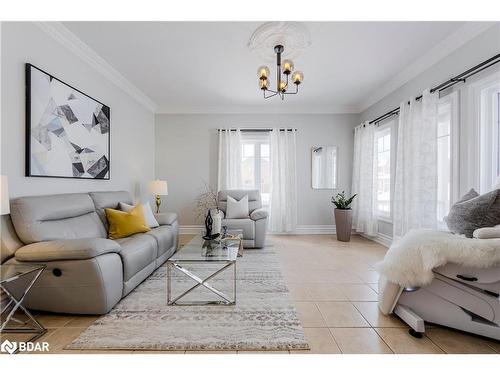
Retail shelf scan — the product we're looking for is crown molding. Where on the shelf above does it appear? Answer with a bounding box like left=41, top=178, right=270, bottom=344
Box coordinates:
left=35, top=22, right=157, bottom=112
left=358, top=22, right=497, bottom=113
left=155, top=104, right=360, bottom=114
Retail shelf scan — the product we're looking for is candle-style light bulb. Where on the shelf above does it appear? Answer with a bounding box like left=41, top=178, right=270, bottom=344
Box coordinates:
left=282, top=59, right=294, bottom=75
left=257, top=66, right=270, bottom=80
left=292, top=71, right=303, bottom=85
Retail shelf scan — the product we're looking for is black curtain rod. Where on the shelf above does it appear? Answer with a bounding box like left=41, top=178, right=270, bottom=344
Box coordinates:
left=218, top=128, right=297, bottom=132
left=368, top=53, right=500, bottom=125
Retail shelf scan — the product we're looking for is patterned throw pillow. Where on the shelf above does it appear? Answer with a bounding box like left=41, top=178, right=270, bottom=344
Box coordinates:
left=445, top=189, right=500, bottom=238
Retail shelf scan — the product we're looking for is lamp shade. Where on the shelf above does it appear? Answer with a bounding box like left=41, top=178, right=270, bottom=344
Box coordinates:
left=149, top=180, right=168, bottom=196
left=1, top=175, right=10, bottom=215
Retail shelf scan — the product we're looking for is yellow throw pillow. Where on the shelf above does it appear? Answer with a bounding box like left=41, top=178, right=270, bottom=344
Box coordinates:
left=105, top=204, right=150, bottom=240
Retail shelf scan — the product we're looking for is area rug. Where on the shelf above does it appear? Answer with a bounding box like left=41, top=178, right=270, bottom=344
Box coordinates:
left=67, top=246, right=309, bottom=351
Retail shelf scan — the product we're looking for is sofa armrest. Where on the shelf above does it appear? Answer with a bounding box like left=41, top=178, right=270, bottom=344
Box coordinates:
left=154, top=212, right=178, bottom=225
left=250, top=208, right=268, bottom=221
left=15, top=238, right=121, bottom=262
left=473, top=225, right=500, bottom=239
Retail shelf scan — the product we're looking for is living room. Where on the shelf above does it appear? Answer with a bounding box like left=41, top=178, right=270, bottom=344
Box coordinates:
left=1, top=1, right=500, bottom=373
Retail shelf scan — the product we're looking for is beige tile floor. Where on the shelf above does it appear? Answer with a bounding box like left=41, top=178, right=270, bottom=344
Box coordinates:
left=4, top=234, right=500, bottom=354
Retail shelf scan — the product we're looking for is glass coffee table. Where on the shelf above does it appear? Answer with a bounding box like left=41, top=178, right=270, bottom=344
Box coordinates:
left=1, top=264, right=47, bottom=351
left=167, top=235, right=240, bottom=305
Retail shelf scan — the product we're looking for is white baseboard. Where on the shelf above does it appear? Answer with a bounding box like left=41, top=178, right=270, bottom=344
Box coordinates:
left=274, top=225, right=336, bottom=235
left=179, top=224, right=336, bottom=235
left=179, top=225, right=204, bottom=235
left=360, top=232, right=393, bottom=247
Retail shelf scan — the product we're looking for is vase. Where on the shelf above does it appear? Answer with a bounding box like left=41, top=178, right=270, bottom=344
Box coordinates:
left=210, top=209, right=222, bottom=235
left=334, top=208, right=353, bottom=242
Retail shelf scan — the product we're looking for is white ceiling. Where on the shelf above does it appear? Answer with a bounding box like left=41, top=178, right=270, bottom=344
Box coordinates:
left=61, top=21, right=482, bottom=113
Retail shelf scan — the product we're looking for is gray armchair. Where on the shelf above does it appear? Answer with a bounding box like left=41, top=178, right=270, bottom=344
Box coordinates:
left=217, top=189, right=268, bottom=248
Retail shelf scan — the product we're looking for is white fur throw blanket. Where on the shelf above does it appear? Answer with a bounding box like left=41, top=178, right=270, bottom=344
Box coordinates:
left=377, top=229, right=500, bottom=287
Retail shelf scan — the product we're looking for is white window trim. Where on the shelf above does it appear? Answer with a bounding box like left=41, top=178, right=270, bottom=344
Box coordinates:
left=375, top=120, right=394, bottom=222
left=463, top=70, right=500, bottom=193
left=439, top=91, right=460, bottom=205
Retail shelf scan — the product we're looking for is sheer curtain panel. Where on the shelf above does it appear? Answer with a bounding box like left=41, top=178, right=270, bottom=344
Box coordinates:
left=393, top=89, right=439, bottom=239
left=351, top=122, right=378, bottom=236
left=269, top=129, right=298, bottom=232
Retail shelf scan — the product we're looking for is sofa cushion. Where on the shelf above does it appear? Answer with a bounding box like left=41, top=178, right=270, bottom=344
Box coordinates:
left=120, top=201, right=159, bottom=228
left=15, top=238, right=121, bottom=262
left=226, top=195, right=249, bottom=219
left=218, top=190, right=261, bottom=216
left=145, top=226, right=174, bottom=257
left=115, top=234, right=157, bottom=281
left=10, top=193, right=106, bottom=244
left=221, top=218, right=255, bottom=239
left=89, top=191, right=133, bottom=228
left=445, top=189, right=500, bottom=238
left=154, top=212, right=178, bottom=225
left=105, top=205, right=150, bottom=240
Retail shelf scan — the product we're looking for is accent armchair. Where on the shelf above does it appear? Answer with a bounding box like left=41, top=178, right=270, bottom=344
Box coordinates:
left=217, top=189, right=268, bottom=248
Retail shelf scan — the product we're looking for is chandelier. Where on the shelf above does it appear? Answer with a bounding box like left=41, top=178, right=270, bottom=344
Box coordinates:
left=257, top=45, right=304, bottom=100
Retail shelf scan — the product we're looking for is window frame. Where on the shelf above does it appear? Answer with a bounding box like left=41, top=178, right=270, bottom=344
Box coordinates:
left=478, top=80, right=500, bottom=192
left=436, top=91, right=459, bottom=228
left=375, top=120, right=394, bottom=222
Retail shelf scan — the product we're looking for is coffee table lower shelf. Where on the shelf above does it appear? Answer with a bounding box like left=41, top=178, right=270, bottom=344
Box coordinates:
left=166, top=260, right=236, bottom=306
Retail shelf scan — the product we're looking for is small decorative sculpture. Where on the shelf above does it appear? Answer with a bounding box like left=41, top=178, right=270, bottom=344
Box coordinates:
left=203, top=209, right=219, bottom=240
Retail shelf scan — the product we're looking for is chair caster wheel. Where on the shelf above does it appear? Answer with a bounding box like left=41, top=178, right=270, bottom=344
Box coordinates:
left=408, top=328, right=423, bottom=338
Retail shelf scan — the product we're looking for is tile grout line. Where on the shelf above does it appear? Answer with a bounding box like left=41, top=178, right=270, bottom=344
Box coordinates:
left=351, top=302, right=395, bottom=354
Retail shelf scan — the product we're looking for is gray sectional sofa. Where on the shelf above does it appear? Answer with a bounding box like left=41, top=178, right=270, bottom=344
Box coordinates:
left=0, top=191, right=178, bottom=314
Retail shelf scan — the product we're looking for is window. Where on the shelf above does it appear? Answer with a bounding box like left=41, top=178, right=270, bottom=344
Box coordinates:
left=375, top=126, right=391, bottom=218
left=479, top=85, right=500, bottom=191
left=241, top=133, right=271, bottom=209
left=435, top=92, right=459, bottom=226
left=437, top=100, right=452, bottom=225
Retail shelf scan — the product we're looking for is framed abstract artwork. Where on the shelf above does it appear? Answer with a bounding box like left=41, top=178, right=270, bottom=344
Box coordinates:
left=25, top=63, right=110, bottom=179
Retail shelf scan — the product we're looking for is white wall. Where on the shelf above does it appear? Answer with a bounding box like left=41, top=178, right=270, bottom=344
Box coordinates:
left=1, top=22, right=155, bottom=200
left=360, top=23, right=500, bottom=239
left=155, top=113, right=359, bottom=226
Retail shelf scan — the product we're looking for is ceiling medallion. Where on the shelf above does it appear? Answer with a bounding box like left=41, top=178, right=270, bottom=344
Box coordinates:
left=248, top=22, right=311, bottom=62
left=256, top=45, right=303, bottom=100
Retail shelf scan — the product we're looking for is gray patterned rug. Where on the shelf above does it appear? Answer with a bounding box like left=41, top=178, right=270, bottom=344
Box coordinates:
left=67, top=247, right=309, bottom=351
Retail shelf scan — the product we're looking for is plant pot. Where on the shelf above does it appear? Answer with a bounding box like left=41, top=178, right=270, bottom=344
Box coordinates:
left=334, top=208, right=353, bottom=242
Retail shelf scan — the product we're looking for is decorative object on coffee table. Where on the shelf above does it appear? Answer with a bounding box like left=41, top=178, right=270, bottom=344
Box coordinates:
left=149, top=179, right=168, bottom=213
left=195, top=182, right=223, bottom=236
left=25, top=64, right=110, bottom=179
left=332, top=191, right=357, bottom=242
left=203, top=209, right=218, bottom=240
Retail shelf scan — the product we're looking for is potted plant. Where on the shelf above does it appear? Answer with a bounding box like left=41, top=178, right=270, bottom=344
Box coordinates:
left=331, top=191, right=357, bottom=242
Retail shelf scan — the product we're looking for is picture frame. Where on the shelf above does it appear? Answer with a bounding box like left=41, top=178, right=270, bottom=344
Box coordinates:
left=25, top=63, right=110, bottom=179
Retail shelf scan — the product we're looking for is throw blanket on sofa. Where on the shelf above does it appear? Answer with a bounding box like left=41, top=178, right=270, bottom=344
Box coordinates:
left=377, top=229, right=500, bottom=287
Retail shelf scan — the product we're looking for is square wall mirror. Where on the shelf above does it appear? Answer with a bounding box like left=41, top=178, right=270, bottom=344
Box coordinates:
left=312, top=145, right=337, bottom=189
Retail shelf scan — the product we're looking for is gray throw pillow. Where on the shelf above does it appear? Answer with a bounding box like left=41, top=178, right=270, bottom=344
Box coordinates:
left=445, top=189, right=500, bottom=238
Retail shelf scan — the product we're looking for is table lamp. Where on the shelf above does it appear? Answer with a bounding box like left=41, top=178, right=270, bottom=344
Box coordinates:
left=149, top=180, right=168, bottom=213
left=1, top=175, right=10, bottom=215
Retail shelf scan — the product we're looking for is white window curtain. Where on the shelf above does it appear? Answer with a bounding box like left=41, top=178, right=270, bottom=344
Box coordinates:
left=351, top=122, right=378, bottom=236
left=393, top=89, right=439, bottom=239
left=217, top=129, right=242, bottom=190
left=269, top=128, right=297, bottom=232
